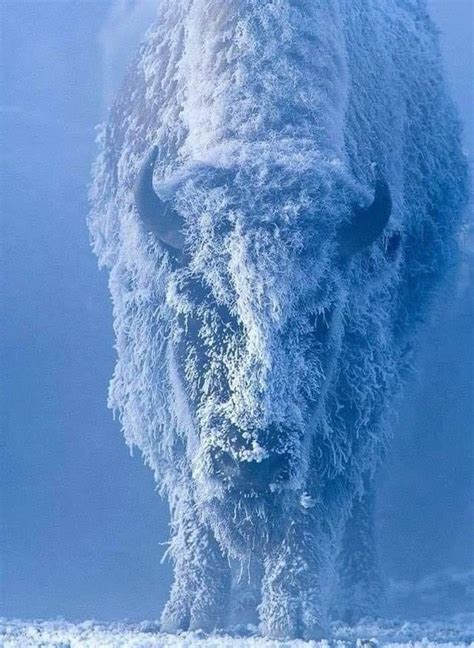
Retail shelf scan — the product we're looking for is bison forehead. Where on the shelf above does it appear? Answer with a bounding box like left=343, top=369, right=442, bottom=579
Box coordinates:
left=164, top=157, right=355, bottom=307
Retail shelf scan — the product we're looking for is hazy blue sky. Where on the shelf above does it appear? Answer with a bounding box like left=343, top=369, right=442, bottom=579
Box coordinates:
left=1, top=0, right=472, bottom=621
left=1, top=1, right=171, bottom=620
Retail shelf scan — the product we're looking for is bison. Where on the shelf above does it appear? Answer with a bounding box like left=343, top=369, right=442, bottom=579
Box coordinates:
left=89, top=0, right=467, bottom=639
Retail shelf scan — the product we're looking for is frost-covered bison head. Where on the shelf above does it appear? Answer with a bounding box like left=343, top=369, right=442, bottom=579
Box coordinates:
left=134, top=144, right=393, bottom=514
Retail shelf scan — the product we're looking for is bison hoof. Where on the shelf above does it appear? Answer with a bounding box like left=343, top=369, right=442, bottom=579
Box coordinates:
left=160, top=603, right=190, bottom=634
left=189, top=604, right=228, bottom=634
left=302, top=622, right=327, bottom=641
left=259, top=614, right=300, bottom=640
left=188, top=617, right=217, bottom=633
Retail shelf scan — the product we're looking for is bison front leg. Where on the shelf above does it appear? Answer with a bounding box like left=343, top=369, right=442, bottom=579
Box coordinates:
left=334, top=478, right=385, bottom=623
left=229, top=557, right=262, bottom=628
left=259, top=513, right=333, bottom=640
left=160, top=557, right=192, bottom=633
left=161, top=493, right=231, bottom=633
left=188, top=526, right=231, bottom=632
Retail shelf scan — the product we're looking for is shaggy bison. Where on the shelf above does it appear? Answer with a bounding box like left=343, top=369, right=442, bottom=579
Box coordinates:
left=89, top=0, right=467, bottom=638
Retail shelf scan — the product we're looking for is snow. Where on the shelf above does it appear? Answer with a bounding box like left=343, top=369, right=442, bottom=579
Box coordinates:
left=2, top=616, right=473, bottom=648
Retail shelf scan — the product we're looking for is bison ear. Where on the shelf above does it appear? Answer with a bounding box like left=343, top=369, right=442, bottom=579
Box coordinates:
left=134, top=145, right=185, bottom=254
left=339, top=165, right=392, bottom=258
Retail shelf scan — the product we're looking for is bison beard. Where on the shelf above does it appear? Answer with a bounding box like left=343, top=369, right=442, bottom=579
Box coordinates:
left=88, top=0, right=468, bottom=639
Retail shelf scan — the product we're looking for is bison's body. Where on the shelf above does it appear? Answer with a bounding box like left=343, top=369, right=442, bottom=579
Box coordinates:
left=89, top=0, right=467, bottom=638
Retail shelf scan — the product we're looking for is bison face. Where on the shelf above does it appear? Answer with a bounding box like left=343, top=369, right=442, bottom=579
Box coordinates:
left=135, top=146, right=393, bottom=517
left=168, top=270, right=338, bottom=501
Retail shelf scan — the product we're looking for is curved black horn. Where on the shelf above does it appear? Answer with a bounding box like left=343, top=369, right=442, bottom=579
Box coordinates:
left=339, top=165, right=392, bottom=258
left=134, top=145, right=185, bottom=252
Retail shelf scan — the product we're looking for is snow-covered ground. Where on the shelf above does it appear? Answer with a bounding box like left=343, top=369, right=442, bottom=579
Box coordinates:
left=2, top=616, right=473, bottom=648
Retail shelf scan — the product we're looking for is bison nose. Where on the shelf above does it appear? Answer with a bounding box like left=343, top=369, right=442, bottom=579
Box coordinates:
left=214, top=450, right=290, bottom=491
left=238, top=454, right=291, bottom=490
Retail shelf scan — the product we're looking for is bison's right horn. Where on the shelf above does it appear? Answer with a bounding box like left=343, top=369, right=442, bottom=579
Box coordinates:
left=339, top=164, right=392, bottom=258
left=134, top=145, right=185, bottom=252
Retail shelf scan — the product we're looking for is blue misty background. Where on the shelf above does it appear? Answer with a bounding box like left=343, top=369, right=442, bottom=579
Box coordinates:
left=0, top=0, right=472, bottom=622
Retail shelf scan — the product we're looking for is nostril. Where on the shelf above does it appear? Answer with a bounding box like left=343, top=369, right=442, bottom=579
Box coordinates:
left=213, top=450, right=239, bottom=478
left=211, top=443, right=292, bottom=489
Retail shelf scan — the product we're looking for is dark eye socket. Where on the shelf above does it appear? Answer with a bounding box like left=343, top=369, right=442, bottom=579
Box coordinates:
left=312, top=304, right=334, bottom=340
left=385, top=230, right=401, bottom=258
left=314, top=309, right=331, bottom=331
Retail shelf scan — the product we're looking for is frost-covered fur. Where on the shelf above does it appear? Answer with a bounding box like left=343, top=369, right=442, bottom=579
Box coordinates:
left=89, top=0, right=467, bottom=639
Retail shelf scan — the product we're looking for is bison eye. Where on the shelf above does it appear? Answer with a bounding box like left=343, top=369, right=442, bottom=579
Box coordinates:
left=385, top=230, right=401, bottom=259
left=313, top=304, right=334, bottom=339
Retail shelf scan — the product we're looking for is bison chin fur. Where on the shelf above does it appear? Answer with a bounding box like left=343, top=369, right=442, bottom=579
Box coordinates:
left=201, top=488, right=293, bottom=559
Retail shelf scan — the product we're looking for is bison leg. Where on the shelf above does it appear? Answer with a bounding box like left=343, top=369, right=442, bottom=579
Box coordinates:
left=160, top=493, right=231, bottom=633
left=188, top=526, right=231, bottom=632
left=259, top=515, right=332, bottom=640
left=160, top=565, right=192, bottom=633
left=160, top=494, right=194, bottom=633
left=228, top=557, right=262, bottom=629
left=334, top=478, right=385, bottom=623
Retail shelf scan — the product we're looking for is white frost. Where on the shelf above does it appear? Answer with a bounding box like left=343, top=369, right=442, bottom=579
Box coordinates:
left=2, top=616, right=473, bottom=647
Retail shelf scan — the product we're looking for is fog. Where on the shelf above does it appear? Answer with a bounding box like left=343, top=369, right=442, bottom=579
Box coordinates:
left=1, top=0, right=472, bottom=621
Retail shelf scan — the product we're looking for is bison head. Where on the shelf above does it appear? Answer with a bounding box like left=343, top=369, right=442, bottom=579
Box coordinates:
left=134, top=144, right=395, bottom=548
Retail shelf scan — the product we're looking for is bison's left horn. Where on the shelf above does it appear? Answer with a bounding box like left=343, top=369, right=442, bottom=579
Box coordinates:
left=339, top=165, right=392, bottom=258
left=134, top=145, right=185, bottom=252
